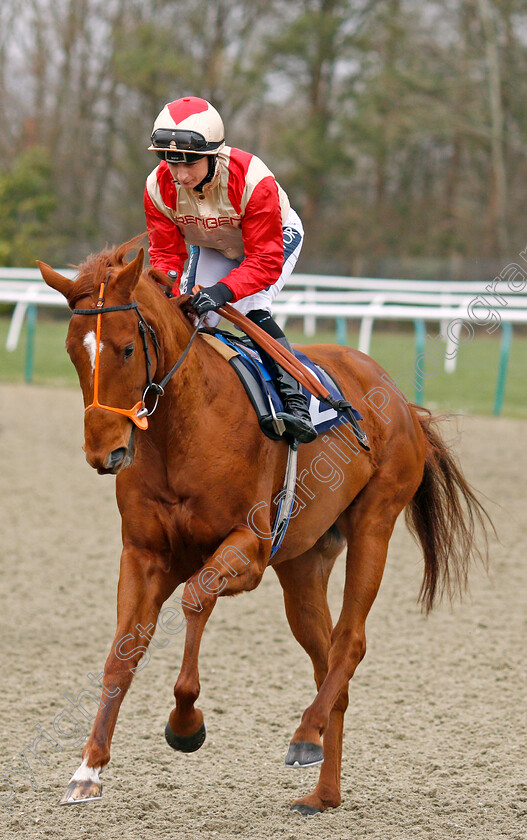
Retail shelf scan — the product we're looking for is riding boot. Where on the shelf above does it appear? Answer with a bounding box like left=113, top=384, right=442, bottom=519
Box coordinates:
left=269, top=338, right=317, bottom=444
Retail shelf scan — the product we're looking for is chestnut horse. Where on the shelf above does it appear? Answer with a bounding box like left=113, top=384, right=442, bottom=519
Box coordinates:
left=38, top=239, right=488, bottom=815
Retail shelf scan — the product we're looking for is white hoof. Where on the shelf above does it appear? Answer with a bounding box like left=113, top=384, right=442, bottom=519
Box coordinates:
left=60, top=759, right=102, bottom=805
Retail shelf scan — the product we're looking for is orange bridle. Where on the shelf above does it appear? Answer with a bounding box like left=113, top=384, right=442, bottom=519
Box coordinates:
left=72, top=282, right=204, bottom=432
left=73, top=282, right=153, bottom=430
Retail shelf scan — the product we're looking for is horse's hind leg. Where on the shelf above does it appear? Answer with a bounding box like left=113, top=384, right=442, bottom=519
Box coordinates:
left=274, top=525, right=347, bottom=814
left=288, top=462, right=421, bottom=780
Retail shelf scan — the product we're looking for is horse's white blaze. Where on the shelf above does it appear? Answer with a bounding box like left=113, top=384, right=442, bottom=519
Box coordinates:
left=83, top=330, right=103, bottom=371
left=69, top=757, right=102, bottom=784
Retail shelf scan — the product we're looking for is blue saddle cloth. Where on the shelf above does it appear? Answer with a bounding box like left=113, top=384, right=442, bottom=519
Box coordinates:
left=213, top=332, right=362, bottom=435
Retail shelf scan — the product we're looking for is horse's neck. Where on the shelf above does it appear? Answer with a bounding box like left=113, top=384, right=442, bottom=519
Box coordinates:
left=139, top=285, right=210, bottom=434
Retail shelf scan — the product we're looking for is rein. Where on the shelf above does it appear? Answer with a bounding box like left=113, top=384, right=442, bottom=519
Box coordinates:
left=72, top=281, right=367, bottom=448
left=73, top=281, right=203, bottom=430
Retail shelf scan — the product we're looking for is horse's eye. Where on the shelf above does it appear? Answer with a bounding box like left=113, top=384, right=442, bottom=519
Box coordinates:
left=123, top=343, right=135, bottom=360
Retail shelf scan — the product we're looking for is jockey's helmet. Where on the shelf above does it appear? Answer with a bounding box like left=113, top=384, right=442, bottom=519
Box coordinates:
left=148, top=97, right=225, bottom=163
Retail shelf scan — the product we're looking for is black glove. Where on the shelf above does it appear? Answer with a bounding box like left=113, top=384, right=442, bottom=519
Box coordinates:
left=190, top=282, right=233, bottom=315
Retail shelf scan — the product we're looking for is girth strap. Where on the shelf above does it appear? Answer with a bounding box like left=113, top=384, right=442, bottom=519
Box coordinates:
left=271, top=442, right=298, bottom=556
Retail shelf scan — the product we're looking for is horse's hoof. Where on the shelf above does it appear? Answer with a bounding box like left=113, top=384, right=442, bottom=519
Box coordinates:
left=284, top=741, right=324, bottom=768
left=60, top=780, right=102, bottom=805
left=165, top=719, right=207, bottom=753
left=290, top=802, right=323, bottom=817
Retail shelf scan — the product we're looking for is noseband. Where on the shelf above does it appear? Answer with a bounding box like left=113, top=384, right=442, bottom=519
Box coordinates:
left=73, top=281, right=203, bottom=430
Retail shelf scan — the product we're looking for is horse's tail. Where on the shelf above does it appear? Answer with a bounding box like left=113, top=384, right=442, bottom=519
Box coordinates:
left=405, top=410, right=493, bottom=613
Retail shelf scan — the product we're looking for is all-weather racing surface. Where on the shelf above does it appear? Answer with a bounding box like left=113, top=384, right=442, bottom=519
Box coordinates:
left=0, top=382, right=525, bottom=840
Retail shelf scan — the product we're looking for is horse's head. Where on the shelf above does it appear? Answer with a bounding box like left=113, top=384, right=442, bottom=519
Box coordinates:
left=38, top=242, right=157, bottom=474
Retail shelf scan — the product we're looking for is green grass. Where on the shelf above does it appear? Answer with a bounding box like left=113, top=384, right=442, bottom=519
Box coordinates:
left=0, top=314, right=77, bottom=387
left=286, top=322, right=527, bottom=419
left=1, top=314, right=525, bottom=418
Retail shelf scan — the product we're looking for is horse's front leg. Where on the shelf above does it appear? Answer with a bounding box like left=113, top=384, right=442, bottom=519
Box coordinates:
left=61, top=545, right=179, bottom=804
left=166, top=525, right=267, bottom=752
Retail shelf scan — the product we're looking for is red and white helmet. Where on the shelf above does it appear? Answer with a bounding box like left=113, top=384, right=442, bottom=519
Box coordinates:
left=148, top=96, right=225, bottom=163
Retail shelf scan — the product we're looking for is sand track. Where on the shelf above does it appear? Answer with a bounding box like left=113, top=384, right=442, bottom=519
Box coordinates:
left=0, top=383, right=525, bottom=840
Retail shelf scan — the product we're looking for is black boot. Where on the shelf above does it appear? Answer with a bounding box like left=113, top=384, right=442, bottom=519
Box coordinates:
left=272, top=338, right=317, bottom=443
left=244, top=312, right=317, bottom=444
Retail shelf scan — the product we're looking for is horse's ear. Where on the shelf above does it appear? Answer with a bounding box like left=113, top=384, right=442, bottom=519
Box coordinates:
left=113, top=247, right=145, bottom=299
left=37, top=261, right=74, bottom=299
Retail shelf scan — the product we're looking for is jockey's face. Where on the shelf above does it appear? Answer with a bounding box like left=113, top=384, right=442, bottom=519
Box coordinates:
left=168, top=156, right=209, bottom=189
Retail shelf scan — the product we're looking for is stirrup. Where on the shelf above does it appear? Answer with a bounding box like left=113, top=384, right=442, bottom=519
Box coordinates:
left=276, top=410, right=317, bottom=443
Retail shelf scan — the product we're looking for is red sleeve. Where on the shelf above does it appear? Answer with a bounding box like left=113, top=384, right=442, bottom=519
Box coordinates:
left=143, top=184, right=188, bottom=292
left=220, top=176, right=284, bottom=303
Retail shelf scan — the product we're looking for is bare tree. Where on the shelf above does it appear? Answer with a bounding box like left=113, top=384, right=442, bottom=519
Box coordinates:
left=477, top=0, right=508, bottom=255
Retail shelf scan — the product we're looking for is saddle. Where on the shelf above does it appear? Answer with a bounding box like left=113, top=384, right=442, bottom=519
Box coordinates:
left=199, top=329, right=364, bottom=443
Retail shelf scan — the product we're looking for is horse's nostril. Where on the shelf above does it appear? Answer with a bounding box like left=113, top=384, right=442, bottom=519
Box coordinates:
left=105, top=447, right=127, bottom=471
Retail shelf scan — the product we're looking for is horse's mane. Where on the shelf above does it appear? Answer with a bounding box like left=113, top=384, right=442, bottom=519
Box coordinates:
left=68, top=234, right=197, bottom=332
left=68, top=234, right=146, bottom=308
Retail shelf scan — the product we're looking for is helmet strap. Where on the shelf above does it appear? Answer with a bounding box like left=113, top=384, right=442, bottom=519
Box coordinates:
left=194, top=155, right=217, bottom=193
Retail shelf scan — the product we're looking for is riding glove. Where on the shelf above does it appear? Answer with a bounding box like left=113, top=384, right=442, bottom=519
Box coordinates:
left=190, top=283, right=233, bottom=315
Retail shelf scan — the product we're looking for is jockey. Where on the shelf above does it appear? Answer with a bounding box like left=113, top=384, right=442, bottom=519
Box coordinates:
left=144, top=96, right=317, bottom=444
